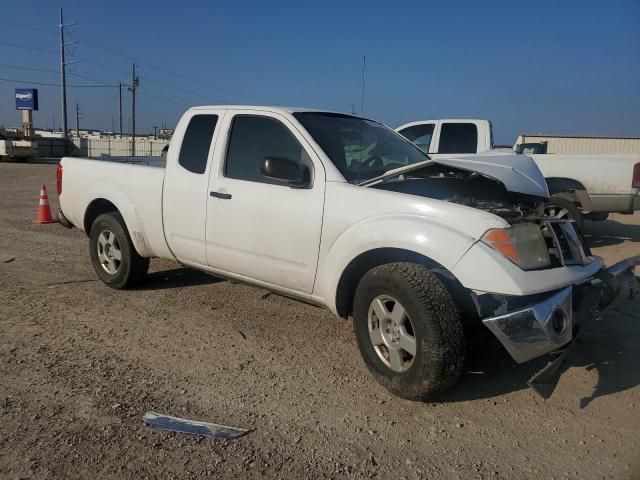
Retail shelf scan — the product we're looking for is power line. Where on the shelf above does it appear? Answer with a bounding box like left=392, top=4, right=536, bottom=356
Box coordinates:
left=0, top=19, right=57, bottom=35
left=69, top=53, right=130, bottom=76
left=0, top=40, right=57, bottom=54
left=0, top=77, right=116, bottom=88
left=68, top=71, right=117, bottom=86
left=137, top=91, right=191, bottom=107
left=0, top=19, right=272, bottom=104
left=0, top=63, right=59, bottom=74
left=70, top=53, right=225, bottom=103
left=73, top=35, right=266, bottom=102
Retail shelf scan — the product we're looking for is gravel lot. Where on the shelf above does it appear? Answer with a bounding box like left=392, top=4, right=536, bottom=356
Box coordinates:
left=1, top=162, right=639, bottom=479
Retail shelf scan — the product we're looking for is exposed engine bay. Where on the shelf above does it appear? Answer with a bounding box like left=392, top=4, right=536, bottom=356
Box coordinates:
left=371, top=162, right=545, bottom=221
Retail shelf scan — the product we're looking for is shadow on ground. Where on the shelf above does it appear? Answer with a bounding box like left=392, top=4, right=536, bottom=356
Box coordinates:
left=583, top=219, right=640, bottom=248
left=137, top=267, right=223, bottom=290
left=440, top=303, right=640, bottom=406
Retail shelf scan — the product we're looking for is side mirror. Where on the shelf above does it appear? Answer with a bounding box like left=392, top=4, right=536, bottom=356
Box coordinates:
left=261, top=157, right=310, bottom=187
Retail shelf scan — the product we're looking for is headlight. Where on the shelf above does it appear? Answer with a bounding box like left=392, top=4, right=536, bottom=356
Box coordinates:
left=482, top=223, right=550, bottom=270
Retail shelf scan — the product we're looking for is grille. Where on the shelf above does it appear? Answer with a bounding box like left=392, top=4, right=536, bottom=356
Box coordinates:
left=543, top=220, right=589, bottom=267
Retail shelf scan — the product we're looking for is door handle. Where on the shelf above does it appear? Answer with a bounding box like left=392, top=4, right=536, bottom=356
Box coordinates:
left=210, top=191, right=232, bottom=200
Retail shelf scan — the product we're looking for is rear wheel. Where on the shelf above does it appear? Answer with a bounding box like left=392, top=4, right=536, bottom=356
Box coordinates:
left=353, top=263, right=465, bottom=401
left=89, top=212, right=149, bottom=289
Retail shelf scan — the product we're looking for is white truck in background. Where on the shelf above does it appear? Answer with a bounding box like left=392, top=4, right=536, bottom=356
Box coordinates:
left=56, top=106, right=639, bottom=400
left=0, top=133, right=38, bottom=162
left=396, top=119, right=640, bottom=226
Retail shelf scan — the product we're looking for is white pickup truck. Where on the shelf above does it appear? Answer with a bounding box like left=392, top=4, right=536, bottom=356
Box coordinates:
left=57, top=106, right=639, bottom=400
left=396, top=119, right=640, bottom=226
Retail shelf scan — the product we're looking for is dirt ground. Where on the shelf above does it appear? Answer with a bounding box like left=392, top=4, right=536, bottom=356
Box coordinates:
left=1, top=161, right=639, bottom=480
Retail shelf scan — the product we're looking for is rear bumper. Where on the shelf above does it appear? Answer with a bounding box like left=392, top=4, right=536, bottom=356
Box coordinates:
left=482, top=256, right=640, bottom=364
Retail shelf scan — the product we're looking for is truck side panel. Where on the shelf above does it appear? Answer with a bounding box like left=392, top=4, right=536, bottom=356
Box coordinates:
left=531, top=154, right=640, bottom=212
left=59, top=157, right=173, bottom=259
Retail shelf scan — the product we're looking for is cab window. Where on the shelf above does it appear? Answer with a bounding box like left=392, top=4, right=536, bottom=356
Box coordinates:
left=438, top=123, right=478, bottom=154
left=177, top=114, right=218, bottom=174
left=225, top=115, right=312, bottom=186
left=398, top=124, right=434, bottom=152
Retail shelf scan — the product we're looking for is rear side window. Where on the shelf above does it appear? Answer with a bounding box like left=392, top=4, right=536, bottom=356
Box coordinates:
left=178, top=114, right=218, bottom=174
left=398, top=124, right=435, bottom=152
left=225, top=116, right=310, bottom=185
left=438, top=123, right=478, bottom=154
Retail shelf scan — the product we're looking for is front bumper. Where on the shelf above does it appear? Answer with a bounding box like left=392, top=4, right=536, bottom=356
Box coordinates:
left=482, top=256, right=640, bottom=364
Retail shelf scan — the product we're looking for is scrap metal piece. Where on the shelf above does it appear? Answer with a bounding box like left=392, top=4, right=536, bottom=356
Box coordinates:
left=143, top=411, right=250, bottom=439
left=527, top=349, right=570, bottom=399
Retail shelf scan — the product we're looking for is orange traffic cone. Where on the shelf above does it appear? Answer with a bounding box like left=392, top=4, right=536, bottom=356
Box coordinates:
left=33, top=184, right=58, bottom=224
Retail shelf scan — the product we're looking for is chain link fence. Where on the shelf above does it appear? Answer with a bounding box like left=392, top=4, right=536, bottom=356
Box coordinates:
left=35, top=136, right=170, bottom=158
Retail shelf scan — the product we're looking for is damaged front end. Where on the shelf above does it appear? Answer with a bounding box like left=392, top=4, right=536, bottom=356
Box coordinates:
left=480, top=255, right=640, bottom=398
left=368, top=153, right=639, bottom=398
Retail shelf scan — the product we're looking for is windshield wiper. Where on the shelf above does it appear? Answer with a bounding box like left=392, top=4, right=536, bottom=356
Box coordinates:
left=356, top=159, right=434, bottom=186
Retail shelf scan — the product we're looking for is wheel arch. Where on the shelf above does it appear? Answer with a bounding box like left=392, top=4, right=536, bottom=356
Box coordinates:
left=83, top=197, right=150, bottom=257
left=545, top=177, right=592, bottom=211
left=334, top=247, right=477, bottom=321
left=84, top=198, right=119, bottom=234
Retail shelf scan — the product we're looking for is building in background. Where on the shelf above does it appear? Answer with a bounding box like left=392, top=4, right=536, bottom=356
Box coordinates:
left=515, top=134, right=640, bottom=155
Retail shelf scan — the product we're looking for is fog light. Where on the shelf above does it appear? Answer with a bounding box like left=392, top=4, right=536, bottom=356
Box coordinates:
left=550, top=308, right=567, bottom=335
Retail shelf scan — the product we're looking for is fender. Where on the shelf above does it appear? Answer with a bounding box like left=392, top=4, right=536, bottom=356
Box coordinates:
left=85, top=180, right=152, bottom=257
left=452, top=241, right=604, bottom=295
left=545, top=177, right=592, bottom=211
left=313, top=214, right=483, bottom=315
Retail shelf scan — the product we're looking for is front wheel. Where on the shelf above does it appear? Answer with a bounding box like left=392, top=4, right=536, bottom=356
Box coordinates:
left=89, top=212, right=149, bottom=289
left=353, top=263, right=465, bottom=401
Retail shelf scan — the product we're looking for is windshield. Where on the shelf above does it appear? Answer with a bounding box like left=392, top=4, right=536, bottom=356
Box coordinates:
left=293, top=112, right=429, bottom=183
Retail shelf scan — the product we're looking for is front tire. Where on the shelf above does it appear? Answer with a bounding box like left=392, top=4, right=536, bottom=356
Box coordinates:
left=353, top=263, right=464, bottom=401
left=89, top=212, right=149, bottom=289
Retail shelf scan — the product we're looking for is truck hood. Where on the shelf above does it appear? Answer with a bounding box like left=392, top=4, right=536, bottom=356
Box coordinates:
left=360, top=151, right=549, bottom=199
left=433, top=151, right=549, bottom=199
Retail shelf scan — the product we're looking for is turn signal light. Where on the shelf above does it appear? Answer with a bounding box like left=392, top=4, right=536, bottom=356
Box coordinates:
left=483, top=229, right=519, bottom=263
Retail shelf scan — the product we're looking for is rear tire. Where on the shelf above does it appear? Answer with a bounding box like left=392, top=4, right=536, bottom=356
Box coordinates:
left=353, top=263, right=465, bottom=401
left=89, top=212, right=149, bottom=289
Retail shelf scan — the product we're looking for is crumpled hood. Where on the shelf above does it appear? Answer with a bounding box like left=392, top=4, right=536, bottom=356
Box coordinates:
left=434, top=150, right=549, bottom=199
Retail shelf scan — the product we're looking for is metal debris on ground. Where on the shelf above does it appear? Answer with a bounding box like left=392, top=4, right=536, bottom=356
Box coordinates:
left=143, top=411, right=251, bottom=439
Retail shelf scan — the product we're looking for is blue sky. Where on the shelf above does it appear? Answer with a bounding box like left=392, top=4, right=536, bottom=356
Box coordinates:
left=1, top=0, right=638, bottom=143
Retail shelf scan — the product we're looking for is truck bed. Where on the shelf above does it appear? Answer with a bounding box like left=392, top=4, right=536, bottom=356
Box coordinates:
left=59, top=156, right=172, bottom=259
left=531, top=154, right=640, bottom=213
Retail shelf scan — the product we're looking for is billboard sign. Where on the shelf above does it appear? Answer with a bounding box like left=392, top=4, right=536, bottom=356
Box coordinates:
left=15, top=88, right=39, bottom=111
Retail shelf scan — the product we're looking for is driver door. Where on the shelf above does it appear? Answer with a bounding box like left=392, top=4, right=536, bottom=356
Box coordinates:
left=205, top=111, right=325, bottom=295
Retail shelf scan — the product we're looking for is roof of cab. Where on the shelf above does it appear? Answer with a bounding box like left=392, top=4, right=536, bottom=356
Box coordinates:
left=187, top=105, right=352, bottom=115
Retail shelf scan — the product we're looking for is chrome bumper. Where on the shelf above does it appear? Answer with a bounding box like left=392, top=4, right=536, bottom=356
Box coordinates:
left=482, top=256, right=640, bottom=364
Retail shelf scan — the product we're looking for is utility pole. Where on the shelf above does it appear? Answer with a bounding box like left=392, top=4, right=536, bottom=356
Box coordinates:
left=59, top=9, right=69, bottom=154
left=75, top=102, right=80, bottom=136
left=361, top=55, right=366, bottom=116
left=129, top=63, right=138, bottom=155
left=118, top=82, right=123, bottom=138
